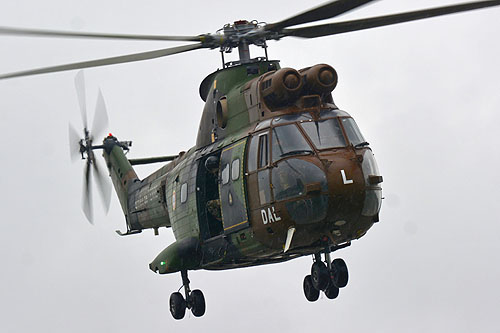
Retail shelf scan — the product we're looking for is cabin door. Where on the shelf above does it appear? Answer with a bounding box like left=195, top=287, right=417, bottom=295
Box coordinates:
left=219, top=139, right=249, bottom=233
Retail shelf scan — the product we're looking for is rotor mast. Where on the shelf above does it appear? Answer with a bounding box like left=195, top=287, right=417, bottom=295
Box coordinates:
left=219, top=20, right=271, bottom=68
left=238, top=39, right=251, bottom=63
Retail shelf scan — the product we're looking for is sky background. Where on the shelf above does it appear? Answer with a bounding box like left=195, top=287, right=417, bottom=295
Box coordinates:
left=1, top=0, right=500, bottom=332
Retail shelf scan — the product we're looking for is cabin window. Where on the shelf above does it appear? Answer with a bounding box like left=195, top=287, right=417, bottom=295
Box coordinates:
left=341, top=117, right=366, bottom=146
left=231, top=159, right=240, bottom=181
left=221, top=163, right=230, bottom=185
left=258, top=133, right=268, bottom=168
left=247, top=136, right=258, bottom=172
left=271, top=124, right=312, bottom=162
left=301, top=118, right=346, bottom=150
left=180, top=183, right=188, bottom=203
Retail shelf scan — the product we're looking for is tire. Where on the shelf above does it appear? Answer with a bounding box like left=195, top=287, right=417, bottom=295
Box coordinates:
left=190, top=289, right=206, bottom=317
left=331, top=258, right=349, bottom=288
left=311, top=261, right=330, bottom=291
left=324, top=283, right=339, bottom=299
left=303, top=275, right=320, bottom=302
left=170, top=292, right=186, bottom=320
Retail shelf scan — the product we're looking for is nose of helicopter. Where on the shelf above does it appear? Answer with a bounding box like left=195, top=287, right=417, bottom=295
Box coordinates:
left=275, top=150, right=382, bottom=246
left=323, top=152, right=366, bottom=226
left=272, top=154, right=362, bottom=224
left=322, top=148, right=383, bottom=241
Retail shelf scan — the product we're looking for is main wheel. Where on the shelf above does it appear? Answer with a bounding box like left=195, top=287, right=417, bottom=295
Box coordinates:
left=331, top=258, right=349, bottom=288
left=303, top=275, right=320, bottom=302
left=190, top=289, right=206, bottom=317
left=311, top=261, right=330, bottom=291
left=324, top=283, right=339, bottom=299
left=170, top=292, right=186, bottom=320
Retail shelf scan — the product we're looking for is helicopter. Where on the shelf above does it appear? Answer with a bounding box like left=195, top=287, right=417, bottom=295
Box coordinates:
left=1, top=0, right=499, bottom=321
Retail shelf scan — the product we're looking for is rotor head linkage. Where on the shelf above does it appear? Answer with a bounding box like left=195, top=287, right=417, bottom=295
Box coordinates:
left=214, top=20, right=270, bottom=67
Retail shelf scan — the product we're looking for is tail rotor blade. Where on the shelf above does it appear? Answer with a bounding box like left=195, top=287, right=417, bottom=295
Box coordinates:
left=68, top=123, right=82, bottom=162
left=74, top=70, right=88, bottom=130
left=72, top=72, right=113, bottom=223
left=92, top=159, right=111, bottom=214
left=91, top=89, right=109, bottom=141
left=82, top=160, right=93, bottom=224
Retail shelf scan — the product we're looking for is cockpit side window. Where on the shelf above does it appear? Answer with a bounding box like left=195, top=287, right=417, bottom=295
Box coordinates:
left=271, top=124, right=312, bottom=162
left=258, top=133, right=268, bottom=169
left=247, top=135, right=259, bottom=173
left=341, top=117, right=366, bottom=146
left=300, top=118, right=346, bottom=150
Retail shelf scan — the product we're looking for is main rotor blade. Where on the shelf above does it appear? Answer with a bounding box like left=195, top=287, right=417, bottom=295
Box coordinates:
left=91, top=89, right=109, bottom=141
left=74, top=70, right=88, bottom=129
left=284, top=0, right=500, bottom=38
left=82, top=161, right=93, bottom=224
left=265, top=0, right=377, bottom=31
left=68, top=123, right=82, bottom=162
left=0, top=26, right=202, bottom=42
left=0, top=43, right=204, bottom=80
left=92, top=159, right=111, bottom=214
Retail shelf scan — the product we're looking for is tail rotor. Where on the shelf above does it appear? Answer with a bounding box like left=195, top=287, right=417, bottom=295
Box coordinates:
left=69, top=70, right=111, bottom=224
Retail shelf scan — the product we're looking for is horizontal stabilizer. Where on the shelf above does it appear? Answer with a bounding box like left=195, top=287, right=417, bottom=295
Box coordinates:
left=115, top=229, right=142, bottom=236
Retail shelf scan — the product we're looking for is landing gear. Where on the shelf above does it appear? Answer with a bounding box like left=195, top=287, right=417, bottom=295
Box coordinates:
left=331, top=258, right=349, bottom=288
left=324, top=283, right=339, bottom=299
left=190, top=289, right=206, bottom=317
left=311, top=261, right=329, bottom=291
left=302, top=251, right=349, bottom=302
left=169, top=270, right=206, bottom=320
left=303, top=275, right=320, bottom=302
left=169, top=292, right=186, bottom=320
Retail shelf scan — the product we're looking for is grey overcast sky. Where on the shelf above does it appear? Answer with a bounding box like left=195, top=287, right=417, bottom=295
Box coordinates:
left=1, top=1, right=499, bottom=332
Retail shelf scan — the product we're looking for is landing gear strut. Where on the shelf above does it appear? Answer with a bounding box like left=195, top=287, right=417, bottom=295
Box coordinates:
left=303, top=250, right=349, bottom=302
left=169, top=270, right=206, bottom=320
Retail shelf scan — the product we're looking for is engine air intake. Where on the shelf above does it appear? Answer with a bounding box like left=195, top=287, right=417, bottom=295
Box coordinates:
left=261, top=67, right=303, bottom=107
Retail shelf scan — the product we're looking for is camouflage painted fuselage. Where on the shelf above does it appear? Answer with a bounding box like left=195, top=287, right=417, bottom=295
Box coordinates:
left=102, top=60, right=382, bottom=275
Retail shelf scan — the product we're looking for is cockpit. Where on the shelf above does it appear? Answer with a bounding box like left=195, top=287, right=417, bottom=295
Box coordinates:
left=246, top=108, right=381, bottom=228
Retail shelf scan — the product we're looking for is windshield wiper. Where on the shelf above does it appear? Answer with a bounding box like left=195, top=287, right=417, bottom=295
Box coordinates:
left=280, top=150, right=314, bottom=157
left=354, top=141, right=370, bottom=149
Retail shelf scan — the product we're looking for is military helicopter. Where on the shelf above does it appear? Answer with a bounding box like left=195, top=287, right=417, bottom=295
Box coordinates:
left=1, top=0, right=499, bottom=321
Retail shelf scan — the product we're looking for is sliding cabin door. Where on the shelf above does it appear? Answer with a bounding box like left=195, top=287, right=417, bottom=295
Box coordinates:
left=219, top=139, right=249, bottom=234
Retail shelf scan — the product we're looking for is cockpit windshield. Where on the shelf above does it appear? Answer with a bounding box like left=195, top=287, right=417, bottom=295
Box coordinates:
left=271, top=124, right=312, bottom=162
left=251, top=112, right=368, bottom=167
left=341, top=117, right=366, bottom=147
left=300, top=118, right=346, bottom=150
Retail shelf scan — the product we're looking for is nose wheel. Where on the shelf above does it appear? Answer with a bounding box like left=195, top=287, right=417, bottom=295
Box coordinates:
left=169, top=270, right=206, bottom=320
left=303, top=252, right=348, bottom=302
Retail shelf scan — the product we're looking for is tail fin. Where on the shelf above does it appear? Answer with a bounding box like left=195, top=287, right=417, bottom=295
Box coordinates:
left=102, top=135, right=139, bottom=223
